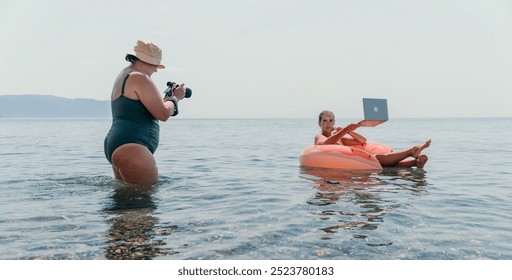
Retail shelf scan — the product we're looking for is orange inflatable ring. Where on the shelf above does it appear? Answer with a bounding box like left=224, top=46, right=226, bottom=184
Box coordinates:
left=299, top=142, right=393, bottom=171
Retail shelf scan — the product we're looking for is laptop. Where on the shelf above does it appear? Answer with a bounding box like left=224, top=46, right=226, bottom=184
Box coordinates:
left=358, top=98, right=388, bottom=127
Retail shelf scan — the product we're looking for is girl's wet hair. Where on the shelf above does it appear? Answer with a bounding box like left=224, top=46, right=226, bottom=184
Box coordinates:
left=318, top=110, right=335, bottom=122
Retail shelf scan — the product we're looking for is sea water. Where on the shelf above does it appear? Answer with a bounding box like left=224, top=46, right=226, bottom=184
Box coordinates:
left=0, top=118, right=511, bottom=259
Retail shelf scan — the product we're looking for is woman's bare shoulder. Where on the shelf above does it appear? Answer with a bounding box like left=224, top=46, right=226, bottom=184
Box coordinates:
left=127, top=72, right=155, bottom=89
left=128, top=71, right=150, bottom=80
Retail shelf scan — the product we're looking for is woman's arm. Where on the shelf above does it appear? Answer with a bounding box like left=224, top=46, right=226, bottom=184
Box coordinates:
left=129, top=72, right=176, bottom=121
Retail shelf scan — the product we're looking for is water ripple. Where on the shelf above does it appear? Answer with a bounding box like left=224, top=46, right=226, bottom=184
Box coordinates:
left=1, top=118, right=512, bottom=259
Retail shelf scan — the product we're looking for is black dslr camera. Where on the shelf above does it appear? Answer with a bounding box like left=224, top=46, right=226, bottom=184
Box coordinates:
left=164, top=81, right=192, bottom=98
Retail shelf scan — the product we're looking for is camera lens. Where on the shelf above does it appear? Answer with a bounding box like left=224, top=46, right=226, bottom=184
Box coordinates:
left=166, top=81, right=192, bottom=98
left=184, top=88, right=192, bottom=98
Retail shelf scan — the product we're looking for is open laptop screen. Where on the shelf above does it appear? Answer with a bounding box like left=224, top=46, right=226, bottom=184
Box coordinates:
left=358, top=98, right=388, bottom=127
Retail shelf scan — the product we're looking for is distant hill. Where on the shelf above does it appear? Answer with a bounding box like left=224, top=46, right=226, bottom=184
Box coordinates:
left=0, top=95, right=111, bottom=118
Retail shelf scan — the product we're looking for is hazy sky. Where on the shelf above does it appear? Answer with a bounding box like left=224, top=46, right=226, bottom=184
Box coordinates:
left=1, top=0, right=511, bottom=118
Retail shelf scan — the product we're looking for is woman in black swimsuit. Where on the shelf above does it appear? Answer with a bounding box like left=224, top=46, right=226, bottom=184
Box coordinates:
left=104, top=40, right=187, bottom=186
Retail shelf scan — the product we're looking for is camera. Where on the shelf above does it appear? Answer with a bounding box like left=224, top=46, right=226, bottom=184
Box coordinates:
left=164, top=81, right=192, bottom=98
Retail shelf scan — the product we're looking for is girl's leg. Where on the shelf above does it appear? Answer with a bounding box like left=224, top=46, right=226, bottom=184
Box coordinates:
left=376, top=139, right=431, bottom=167
left=416, top=154, right=428, bottom=168
left=376, top=147, right=415, bottom=167
left=395, top=158, right=417, bottom=168
left=394, top=154, right=428, bottom=168
left=412, top=139, right=431, bottom=158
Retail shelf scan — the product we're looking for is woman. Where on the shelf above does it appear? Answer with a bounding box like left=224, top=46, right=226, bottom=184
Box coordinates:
left=314, top=110, right=430, bottom=168
left=104, top=40, right=187, bottom=186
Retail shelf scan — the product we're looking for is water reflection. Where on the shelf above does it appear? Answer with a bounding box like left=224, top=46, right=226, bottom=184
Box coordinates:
left=381, top=168, right=429, bottom=194
left=102, top=183, right=175, bottom=259
left=300, top=167, right=428, bottom=242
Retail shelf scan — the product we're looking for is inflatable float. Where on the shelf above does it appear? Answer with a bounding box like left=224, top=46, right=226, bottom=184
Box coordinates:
left=299, top=142, right=393, bottom=171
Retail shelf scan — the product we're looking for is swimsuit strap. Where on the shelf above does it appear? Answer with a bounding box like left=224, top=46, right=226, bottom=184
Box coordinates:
left=121, top=73, right=131, bottom=96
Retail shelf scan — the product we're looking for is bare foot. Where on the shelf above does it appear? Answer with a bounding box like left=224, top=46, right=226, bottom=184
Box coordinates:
left=416, top=154, right=428, bottom=168
left=412, top=139, right=431, bottom=158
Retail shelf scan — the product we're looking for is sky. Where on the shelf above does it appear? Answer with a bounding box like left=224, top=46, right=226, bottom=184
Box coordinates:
left=1, top=0, right=512, bottom=118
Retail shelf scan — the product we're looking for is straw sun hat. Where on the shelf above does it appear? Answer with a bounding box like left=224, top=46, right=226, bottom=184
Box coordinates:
left=126, top=40, right=165, bottom=69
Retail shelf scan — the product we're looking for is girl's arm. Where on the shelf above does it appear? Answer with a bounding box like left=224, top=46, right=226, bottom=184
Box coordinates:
left=315, top=123, right=359, bottom=145
left=347, top=130, right=367, bottom=144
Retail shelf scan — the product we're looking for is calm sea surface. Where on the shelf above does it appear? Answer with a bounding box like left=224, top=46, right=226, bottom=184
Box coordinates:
left=0, top=118, right=511, bottom=260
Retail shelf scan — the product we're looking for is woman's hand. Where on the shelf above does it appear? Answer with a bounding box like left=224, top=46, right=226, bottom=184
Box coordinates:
left=172, top=83, right=187, bottom=100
